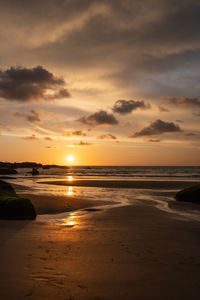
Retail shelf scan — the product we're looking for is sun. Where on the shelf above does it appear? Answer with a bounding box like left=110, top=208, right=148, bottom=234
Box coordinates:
left=67, top=155, right=74, bottom=163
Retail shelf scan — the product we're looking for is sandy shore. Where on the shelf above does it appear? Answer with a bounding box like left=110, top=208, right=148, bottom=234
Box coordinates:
left=40, top=179, right=200, bottom=189
left=0, top=201, right=200, bottom=299
left=18, top=193, right=115, bottom=215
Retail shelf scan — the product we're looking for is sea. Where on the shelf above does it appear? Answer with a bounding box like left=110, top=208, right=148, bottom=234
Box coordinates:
left=11, top=165, right=200, bottom=180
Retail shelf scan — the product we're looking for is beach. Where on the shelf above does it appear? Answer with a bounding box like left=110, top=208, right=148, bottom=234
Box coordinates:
left=0, top=201, right=200, bottom=299
left=0, top=173, right=200, bottom=299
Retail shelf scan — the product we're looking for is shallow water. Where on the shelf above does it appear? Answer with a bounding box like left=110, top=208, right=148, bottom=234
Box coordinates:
left=2, top=166, right=200, bottom=223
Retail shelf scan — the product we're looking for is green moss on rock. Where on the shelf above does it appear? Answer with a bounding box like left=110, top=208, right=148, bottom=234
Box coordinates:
left=0, top=180, right=36, bottom=220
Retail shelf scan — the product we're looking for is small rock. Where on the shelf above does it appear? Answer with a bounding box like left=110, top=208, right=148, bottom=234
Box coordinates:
left=32, top=167, right=39, bottom=175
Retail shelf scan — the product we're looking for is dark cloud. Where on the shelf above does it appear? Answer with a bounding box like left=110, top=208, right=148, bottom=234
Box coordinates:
left=44, top=137, right=54, bottom=141
left=182, top=132, right=196, bottom=140
left=1, top=1, right=200, bottom=101
left=112, top=100, right=150, bottom=114
left=21, top=134, right=39, bottom=140
left=148, top=139, right=161, bottom=142
left=131, top=119, right=182, bottom=137
left=0, top=66, right=70, bottom=102
left=62, top=130, right=87, bottom=137
left=44, top=145, right=57, bottom=149
left=158, top=105, right=169, bottom=112
left=193, top=112, right=200, bottom=117
left=167, top=96, right=200, bottom=106
left=77, top=110, right=118, bottom=126
left=97, top=133, right=117, bottom=140
left=73, top=140, right=92, bottom=146
left=13, top=110, right=41, bottom=123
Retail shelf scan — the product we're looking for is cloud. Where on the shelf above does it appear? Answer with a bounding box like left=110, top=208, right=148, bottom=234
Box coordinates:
left=148, top=138, right=161, bottom=142
left=77, top=110, right=118, bottom=126
left=167, top=96, right=200, bottom=106
left=131, top=119, right=182, bottom=137
left=0, top=66, right=70, bottom=102
left=182, top=132, right=196, bottom=140
left=44, top=136, right=54, bottom=141
left=112, top=99, right=150, bottom=114
left=13, top=110, right=42, bottom=123
left=62, top=130, right=87, bottom=137
left=72, top=140, right=92, bottom=146
left=97, top=133, right=117, bottom=140
left=157, top=105, right=169, bottom=112
left=20, top=134, right=39, bottom=140
left=193, top=112, right=200, bottom=117
left=44, top=146, right=57, bottom=149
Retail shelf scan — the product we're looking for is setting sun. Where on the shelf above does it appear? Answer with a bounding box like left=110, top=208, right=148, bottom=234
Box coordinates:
left=67, top=155, right=74, bottom=163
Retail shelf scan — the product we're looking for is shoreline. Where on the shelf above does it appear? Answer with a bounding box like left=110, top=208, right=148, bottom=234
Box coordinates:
left=39, top=179, right=200, bottom=189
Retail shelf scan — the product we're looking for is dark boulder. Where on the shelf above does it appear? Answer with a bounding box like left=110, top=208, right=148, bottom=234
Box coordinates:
left=31, top=167, right=39, bottom=175
left=0, top=168, right=17, bottom=175
left=0, top=180, right=36, bottom=220
left=175, top=184, right=200, bottom=204
left=0, top=180, right=16, bottom=194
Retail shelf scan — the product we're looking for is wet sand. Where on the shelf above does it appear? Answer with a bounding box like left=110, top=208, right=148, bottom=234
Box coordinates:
left=19, top=193, right=115, bottom=215
left=40, top=179, right=200, bottom=189
left=0, top=202, right=200, bottom=299
left=0, top=179, right=200, bottom=299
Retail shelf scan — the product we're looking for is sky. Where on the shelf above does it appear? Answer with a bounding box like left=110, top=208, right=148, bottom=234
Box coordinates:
left=0, top=0, right=200, bottom=166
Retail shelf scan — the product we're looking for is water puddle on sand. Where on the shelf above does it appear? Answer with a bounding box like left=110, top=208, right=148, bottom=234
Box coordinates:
left=5, top=177, right=200, bottom=224
left=134, top=190, right=200, bottom=222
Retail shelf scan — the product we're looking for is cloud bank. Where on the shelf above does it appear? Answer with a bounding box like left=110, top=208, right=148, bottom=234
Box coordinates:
left=13, top=110, right=42, bottom=123
left=112, top=100, right=150, bottom=114
left=0, top=66, right=70, bottom=102
left=77, top=110, right=118, bottom=126
left=131, top=119, right=182, bottom=137
left=167, top=96, right=200, bottom=106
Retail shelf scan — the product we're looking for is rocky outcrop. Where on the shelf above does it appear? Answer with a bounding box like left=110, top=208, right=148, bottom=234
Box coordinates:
left=0, top=168, right=17, bottom=175
left=31, top=167, right=39, bottom=175
left=175, top=184, right=200, bottom=204
left=0, top=180, right=36, bottom=220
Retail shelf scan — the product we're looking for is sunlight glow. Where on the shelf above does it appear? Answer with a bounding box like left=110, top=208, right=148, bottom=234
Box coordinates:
left=67, top=155, right=74, bottom=163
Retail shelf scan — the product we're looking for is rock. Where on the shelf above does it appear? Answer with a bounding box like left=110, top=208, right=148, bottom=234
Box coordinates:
left=0, top=168, right=17, bottom=175
left=43, top=165, right=50, bottom=169
left=0, top=180, right=36, bottom=220
left=32, top=167, right=39, bottom=175
left=175, top=184, right=200, bottom=203
left=0, top=180, right=16, bottom=194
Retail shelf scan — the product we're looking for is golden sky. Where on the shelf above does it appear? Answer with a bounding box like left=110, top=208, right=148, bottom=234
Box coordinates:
left=0, top=0, right=200, bottom=165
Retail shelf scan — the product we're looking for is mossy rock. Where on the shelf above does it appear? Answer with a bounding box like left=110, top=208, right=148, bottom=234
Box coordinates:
left=175, top=184, right=200, bottom=204
left=0, top=168, right=18, bottom=175
left=0, top=180, right=36, bottom=220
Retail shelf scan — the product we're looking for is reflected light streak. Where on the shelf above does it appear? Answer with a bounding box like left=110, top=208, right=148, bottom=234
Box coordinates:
left=67, top=186, right=73, bottom=196
left=61, top=213, right=78, bottom=227
left=67, top=176, right=74, bottom=181
left=60, top=211, right=83, bottom=227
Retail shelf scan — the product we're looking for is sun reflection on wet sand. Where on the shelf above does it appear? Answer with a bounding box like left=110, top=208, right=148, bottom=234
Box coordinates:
left=67, top=186, right=73, bottom=196
left=60, top=212, right=79, bottom=227
left=67, top=176, right=74, bottom=182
